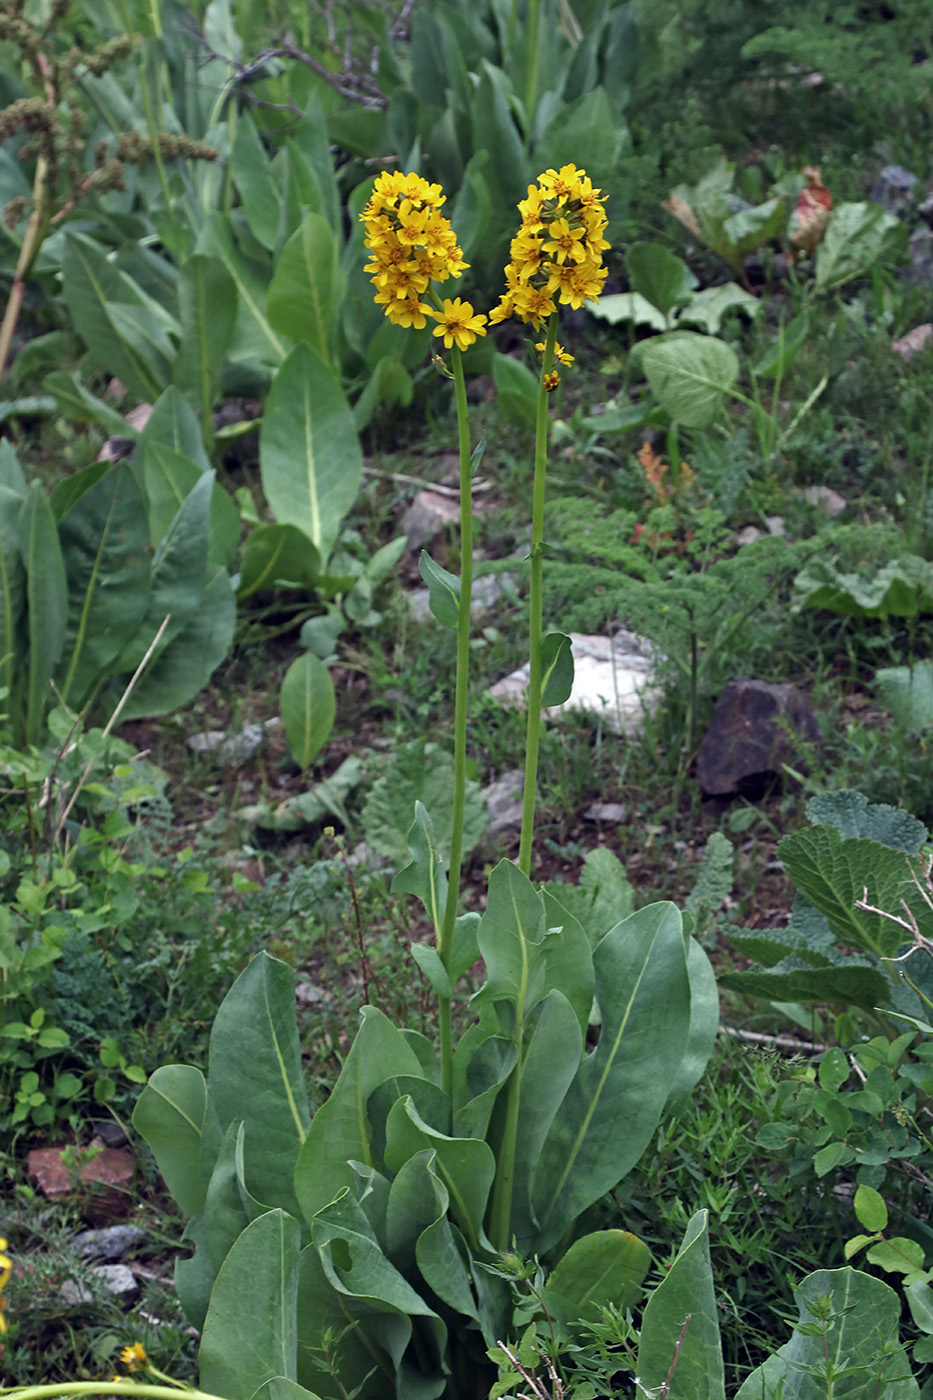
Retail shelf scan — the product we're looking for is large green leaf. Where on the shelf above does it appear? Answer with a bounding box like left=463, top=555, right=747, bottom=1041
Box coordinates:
left=509, top=990, right=583, bottom=1250
left=637, top=1210, right=725, bottom=1400
left=665, top=937, right=719, bottom=1110
left=55, top=462, right=151, bottom=710
left=876, top=663, right=933, bottom=735
left=204, top=953, right=310, bottom=1216
left=362, top=742, right=488, bottom=868
left=641, top=332, right=739, bottom=429
left=18, top=484, right=67, bottom=744
left=0, top=486, right=25, bottom=715
left=542, top=1229, right=650, bottom=1338
left=62, top=233, right=169, bottom=401
left=232, top=113, right=284, bottom=251
left=778, top=826, right=931, bottom=959
left=0, top=440, right=26, bottom=495
left=267, top=214, right=346, bottom=370
left=383, top=1096, right=495, bottom=1252
left=294, top=1006, right=423, bottom=1222
left=678, top=282, right=761, bottom=335
left=735, top=1267, right=918, bottom=1399
left=805, top=789, right=927, bottom=852
left=133, top=1065, right=208, bottom=1217
left=174, top=254, right=238, bottom=422
left=196, top=211, right=289, bottom=368
left=199, top=1211, right=302, bottom=1400
left=625, top=242, right=693, bottom=320
left=140, top=386, right=212, bottom=473
left=816, top=202, right=908, bottom=291
left=238, top=524, right=321, bottom=600
left=280, top=652, right=335, bottom=770
left=260, top=343, right=362, bottom=564
left=533, top=901, right=691, bottom=1248
left=113, top=472, right=212, bottom=674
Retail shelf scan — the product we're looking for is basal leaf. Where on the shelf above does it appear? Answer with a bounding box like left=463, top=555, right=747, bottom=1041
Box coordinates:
left=260, top=343, right=362, bottom=564
left=641, top=331, right=739, bottom=428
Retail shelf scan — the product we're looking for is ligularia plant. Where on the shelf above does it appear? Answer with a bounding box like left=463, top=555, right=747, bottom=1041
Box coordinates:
left=124, top=165, right=719, bottom=1400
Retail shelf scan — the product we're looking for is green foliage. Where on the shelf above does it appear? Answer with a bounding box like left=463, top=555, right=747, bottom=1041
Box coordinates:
left=362, top=742, right=488, bottom=868
left=134, top=864, right=715, bottom=1400
left=0, top=438, right=234, bottom=748
left=722, top=790, right=933, bottom=1015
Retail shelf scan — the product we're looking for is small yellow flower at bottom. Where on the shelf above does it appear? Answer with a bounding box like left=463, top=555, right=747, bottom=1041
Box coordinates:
left=543, top=371, right=560, bottom=393
left=120, top=1342, right=148, bottom=1371
left=0, top=1236, right=11, bottom=1336
left=428, top=298, right=488, bottom=351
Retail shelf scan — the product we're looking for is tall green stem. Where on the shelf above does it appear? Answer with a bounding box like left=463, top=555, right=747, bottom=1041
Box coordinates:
left=517, top=315, right=557, bottom=878
left=436, top=344, right=474, bottom=1097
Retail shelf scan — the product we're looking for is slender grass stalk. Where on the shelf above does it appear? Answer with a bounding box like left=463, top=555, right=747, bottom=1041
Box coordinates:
left=517, top=315, right=558, bottom=878
left=436, top=344, right=474, bottom=1097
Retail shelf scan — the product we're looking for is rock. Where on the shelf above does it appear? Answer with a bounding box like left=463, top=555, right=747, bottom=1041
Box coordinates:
left=796, top=485, right=847, bottom=516
left=764, top=516, right=787, bottom=537
left=892, top=323, right=933, bottom=361
left=583, top=802, right=627, bottom=823
left=904, top=227, right=933, bottom=286
left=489, top=629, right=657, bottom=736
left=187, top=719, right=280, bottom=766
left=89, top=1119, right=129, bottom=1149
left=27, top=1146, right=134, bottom=1202
left=734, top=526, right=764, bottom=547
left=60, top=1263, right=138, bottom=1306
left=296, top=981, right=333, bottom=1006
left=400, top=491, right=463, bottom=552
left=696, top=677, right=822, bottom=796
left=72, top=1225, right=146, bottom=1261
left=919, top=193, right=933, bottom=228
left=871, top=164, right=919, bottom=213
left=482, top=770, right=525, bottom=832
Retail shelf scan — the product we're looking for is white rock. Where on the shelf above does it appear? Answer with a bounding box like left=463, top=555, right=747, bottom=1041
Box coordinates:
left=489, top=630, right=657, bottom=735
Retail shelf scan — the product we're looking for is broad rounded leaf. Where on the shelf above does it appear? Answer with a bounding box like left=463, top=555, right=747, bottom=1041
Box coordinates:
left=280, top=651, right=335, bottom=770
left=641, top=332, right=739, bottom=429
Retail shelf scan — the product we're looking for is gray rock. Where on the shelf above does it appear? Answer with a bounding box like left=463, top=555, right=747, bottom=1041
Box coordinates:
left=583, top=802, right=626, bottom=823
left=89, top=1119, right=129, bottom=1149
left=400, top=491, right=462, bottom=552
left=482, top=770, right=525, bottom=831
left=734, top=526, right=764, bottom=548
left=60, top=1263, right=139, bottom=1305
left=871, top=164, right=919, bottom=213
left=696, top=677, right=822, bottom=796
left=892, top=324, right=933, bottom=361
left=904, top=227, right=933, bottom=286
left=764, top=516, right=787, bottom=537
left=187, top=719, right=280, bottom=766
left=72, top=1225, right=146, bottom=1261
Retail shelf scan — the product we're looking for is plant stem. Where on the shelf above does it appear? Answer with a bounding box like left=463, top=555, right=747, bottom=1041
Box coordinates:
left=436, top=344, right=474, bottom=1096
left=517, top=315, right=557, bottom=878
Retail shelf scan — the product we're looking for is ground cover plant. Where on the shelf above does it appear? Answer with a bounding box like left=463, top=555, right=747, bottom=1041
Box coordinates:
left=2, top=0, right=933, bottom=1396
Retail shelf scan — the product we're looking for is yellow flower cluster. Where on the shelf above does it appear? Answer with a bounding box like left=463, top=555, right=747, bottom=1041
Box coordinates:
left=0, top=1236, right=10, bottom=1336
left=490, top=164, right=609, bottom=328
left=360, top=171, right=486, bottom=349
left=120, top=1342, right=148, bottom=1371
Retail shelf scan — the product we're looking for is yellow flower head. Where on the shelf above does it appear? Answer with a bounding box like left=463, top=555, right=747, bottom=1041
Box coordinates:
left=490, top=163, right=609, bottom=327
left=0, top=1238, right=10, bottom=1336
left=120, top=1342, right=148, bottom=1371
left=361, top=172, right=467, bottom=327
left=428, top=298, right=488, bottom=351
